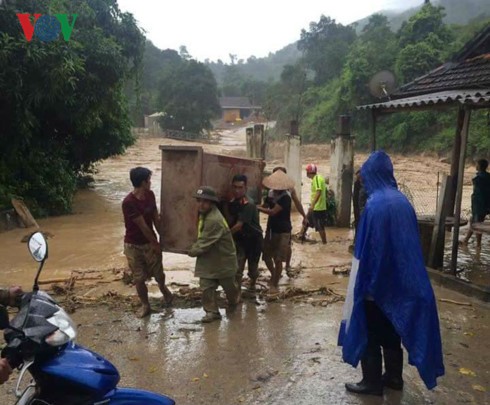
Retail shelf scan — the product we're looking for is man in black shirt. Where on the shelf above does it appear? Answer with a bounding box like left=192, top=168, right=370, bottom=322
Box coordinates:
left=228, top=175, right=263, bottom=293
left=258, top=171, right=294, bottom=294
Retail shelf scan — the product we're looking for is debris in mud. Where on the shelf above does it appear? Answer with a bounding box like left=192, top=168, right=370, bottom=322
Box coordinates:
left=459, top=367, right=477, bottom=377
left=292, top=233, right=318, bottom=244
left=262, top=286, right=344, bottom=306
left=251, top=368, right=279, bottom=383
left=121, top=271, right=133, bottom=285
left=439, top=298, right=472, bottom=306
left=332, top=266, right=350, bottom=276
left=285, top=263, right=303, bottom=278
left=44, top=266, right=344, bottom=313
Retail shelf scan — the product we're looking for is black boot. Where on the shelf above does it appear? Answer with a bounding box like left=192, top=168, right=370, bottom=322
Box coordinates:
left=345, top=355, right=383, bottom=396
left=382, top=348, right=404, bottom=390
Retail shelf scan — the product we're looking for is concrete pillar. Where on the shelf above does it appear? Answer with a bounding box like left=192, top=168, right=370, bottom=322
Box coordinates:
left=247, top=124, right=266, bottom=159
left=330, top=116, right=354, bottom=228
left=285, top=135, right=302, bottom=203
left=254, top=124, right=266, bottom=160
left=285, top=120, right=301, bottom=202
left=246, top=127, right=254, bottom=158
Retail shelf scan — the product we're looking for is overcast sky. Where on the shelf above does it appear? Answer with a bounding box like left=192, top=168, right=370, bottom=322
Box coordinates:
left=117, top=0, right=424, bottom=62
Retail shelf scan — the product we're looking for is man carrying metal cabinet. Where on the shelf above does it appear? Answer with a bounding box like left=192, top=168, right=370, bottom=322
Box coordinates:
left=258, top=170, right=295, bottom=294
left=227, top=174, right=263, bottom=295
left=188, top=186, right=240, bottom=323
left=122, top=167, right=173, bottom=318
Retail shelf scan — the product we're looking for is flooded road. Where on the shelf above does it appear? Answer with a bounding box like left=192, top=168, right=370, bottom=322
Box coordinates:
left=0, top=126, right=489, bottom=404
left=0, top=127, right=487, bottom=287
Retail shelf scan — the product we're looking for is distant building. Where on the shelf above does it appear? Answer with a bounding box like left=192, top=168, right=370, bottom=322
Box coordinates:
left=219, top=97, right=261, bottom=123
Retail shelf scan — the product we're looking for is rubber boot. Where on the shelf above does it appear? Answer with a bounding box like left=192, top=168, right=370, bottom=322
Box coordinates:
left=345, top=355, right=383, bottom=396
left=382, top=348, right=404, bottom=391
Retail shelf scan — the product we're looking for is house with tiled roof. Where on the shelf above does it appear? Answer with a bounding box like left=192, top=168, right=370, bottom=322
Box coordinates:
left=219, top=97, right=261, bottom=123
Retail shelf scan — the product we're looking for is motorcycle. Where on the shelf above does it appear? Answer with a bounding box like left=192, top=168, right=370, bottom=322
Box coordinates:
left=0, top=231, right=176, bottom=404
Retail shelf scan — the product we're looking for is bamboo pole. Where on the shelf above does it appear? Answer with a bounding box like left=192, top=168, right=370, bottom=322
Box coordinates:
left=429, top=174, right=451, bottom=268
left=448, top=107, right=465, bottom=214
left=450, top=108, right=471, bottom=275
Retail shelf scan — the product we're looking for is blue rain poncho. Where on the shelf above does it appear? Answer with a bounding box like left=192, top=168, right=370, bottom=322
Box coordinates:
left=338, top=151, right=444, bottom=389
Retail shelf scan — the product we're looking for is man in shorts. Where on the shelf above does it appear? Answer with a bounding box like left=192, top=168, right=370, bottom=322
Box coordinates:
left=461, top=158, right=490, bottom=249
left=272, top=167, right=306, bottom=277
left=122, top=167, right=173, bottom=318
left=258, top=170, right=294, bottom=293
left=227, top=174, right=263, bottom=293
left=304, top=163, right=328, bottom=244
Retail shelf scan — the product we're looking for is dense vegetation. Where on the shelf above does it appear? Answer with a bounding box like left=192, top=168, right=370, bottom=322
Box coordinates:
left=0, top=0, right=145, bottom=214
left=261, top=3, right=490, bottom=158
left=156, top=58, right=220, bottom=134
left=126, top=43, right=221, bottom=133
left=0, top=0, right=220, bottom=214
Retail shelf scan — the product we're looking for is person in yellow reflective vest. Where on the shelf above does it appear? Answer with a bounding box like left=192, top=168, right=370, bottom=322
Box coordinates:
left=188, top=186, right=239, bottom=323
left=304, top=163, right=328, bottom=244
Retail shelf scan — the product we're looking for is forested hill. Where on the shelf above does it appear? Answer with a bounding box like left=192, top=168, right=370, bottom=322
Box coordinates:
left=206, top=43, right=301, bottom=84
left=207, top=0, right=490, bottom=85
left=355, top=0, right=490, bottom=32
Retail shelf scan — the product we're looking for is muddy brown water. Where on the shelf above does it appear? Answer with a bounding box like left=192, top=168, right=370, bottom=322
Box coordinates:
left=0, top=126, right=489, bottom=404
left=0, top=126, right=487, bottom=287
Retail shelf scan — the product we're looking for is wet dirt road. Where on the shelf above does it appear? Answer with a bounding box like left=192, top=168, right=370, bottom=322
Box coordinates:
left=0, top=127, right=489, bottom=404
left=1, top=287, right=488, bottom=405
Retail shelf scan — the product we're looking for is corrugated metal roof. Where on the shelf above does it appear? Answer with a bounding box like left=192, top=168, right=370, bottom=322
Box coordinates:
left=357, top=89, right=490, bottom=111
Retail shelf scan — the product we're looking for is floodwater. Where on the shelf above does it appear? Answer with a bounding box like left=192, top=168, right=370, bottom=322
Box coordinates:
left=0, top=126, right=489, bottom=404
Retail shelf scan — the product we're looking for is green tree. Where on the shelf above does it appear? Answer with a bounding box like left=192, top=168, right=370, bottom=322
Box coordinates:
left=157, top=60, right=220, bottom=134
left=395, top=3, right=453, bottom=83
left=298, top=16, right=357, bottom=85
left=300, top=14, right=397, bottom=141
left=398, top=3, right=453, bottom=48
left=0, top=0, right=144, bottom=214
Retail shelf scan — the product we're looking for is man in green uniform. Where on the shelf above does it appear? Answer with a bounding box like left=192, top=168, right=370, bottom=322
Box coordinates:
left=188, top=186, right=239, bottom=323
left=0, top=286, right=23, bottom=384
left=462, top=159, right=490, bottom=249
left=304, top=163, right=328, bottom=244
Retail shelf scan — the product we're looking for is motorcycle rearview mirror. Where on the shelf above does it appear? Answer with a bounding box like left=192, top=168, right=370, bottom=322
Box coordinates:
left=0, top=306, right=10, bottom=330
left=27, top=231, right=48, bottom=293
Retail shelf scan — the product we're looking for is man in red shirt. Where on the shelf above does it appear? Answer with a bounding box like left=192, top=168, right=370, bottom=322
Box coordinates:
left=122, top=167, right=173, bottom=318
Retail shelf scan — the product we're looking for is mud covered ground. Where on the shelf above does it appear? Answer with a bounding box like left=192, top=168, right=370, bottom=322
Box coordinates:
left=0, top=126, right=489, bottom=404
left=0, top=286, right=488, bottom=405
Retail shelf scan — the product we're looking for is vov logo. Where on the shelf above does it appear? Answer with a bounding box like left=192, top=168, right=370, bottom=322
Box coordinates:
left=17, top=13, right=78, bottom=42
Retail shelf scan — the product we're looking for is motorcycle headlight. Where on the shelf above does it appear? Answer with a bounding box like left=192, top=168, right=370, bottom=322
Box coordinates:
left=45, top=309, right=77, bottom=347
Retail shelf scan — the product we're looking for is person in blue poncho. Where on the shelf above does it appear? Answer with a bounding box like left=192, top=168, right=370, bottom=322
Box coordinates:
left=338, top=151, right=444, bottom=396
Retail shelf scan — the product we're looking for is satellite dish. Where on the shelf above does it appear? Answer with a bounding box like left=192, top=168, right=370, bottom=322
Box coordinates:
left=368, top=70, right=396, bottom=99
